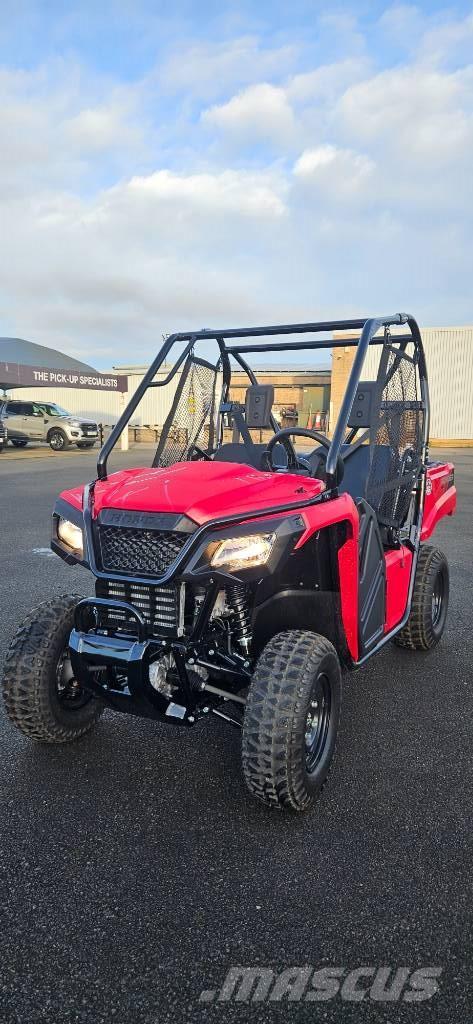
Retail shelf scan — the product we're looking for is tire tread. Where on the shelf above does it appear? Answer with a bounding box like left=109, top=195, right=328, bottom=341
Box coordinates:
left=2, top=596, right=103, bottom=742
left=394, top=545, right=449, bottom=650
left=242, top=630, right=341, bottom=812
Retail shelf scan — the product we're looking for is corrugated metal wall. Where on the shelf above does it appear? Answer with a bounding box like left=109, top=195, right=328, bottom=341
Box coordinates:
left=421, top=327, right=473, bottom=439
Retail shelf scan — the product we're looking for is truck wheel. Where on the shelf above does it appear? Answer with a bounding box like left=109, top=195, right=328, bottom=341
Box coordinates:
left=394, top=545, right=449, bottom=650
left=242, top=631, right=341, bottom=812
left=2, top=596, right=104, bottom=742
left=48, top=428, right=70, bottom=451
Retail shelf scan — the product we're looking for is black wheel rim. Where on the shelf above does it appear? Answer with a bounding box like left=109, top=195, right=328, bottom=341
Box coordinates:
left=56, top=649, right=92, bottom=710
left=304, top=672, right=331, bottom=774
left=50, top=432, right=64, bottom=450
left=432, top=572, right=445, bottom=629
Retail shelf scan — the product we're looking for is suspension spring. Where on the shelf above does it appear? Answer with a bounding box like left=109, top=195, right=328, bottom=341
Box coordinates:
left=226, top=583, right=252, bottom=655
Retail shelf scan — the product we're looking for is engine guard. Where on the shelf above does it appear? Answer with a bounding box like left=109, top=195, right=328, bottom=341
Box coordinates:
left=68, top=599, right=198, bottom=725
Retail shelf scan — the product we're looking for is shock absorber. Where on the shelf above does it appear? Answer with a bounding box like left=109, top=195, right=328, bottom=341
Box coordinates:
left=226, top=583, right=252, bottom=656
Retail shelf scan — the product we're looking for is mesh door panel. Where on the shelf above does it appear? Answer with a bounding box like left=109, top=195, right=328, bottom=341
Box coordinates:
left=153, top=356, right=220, bottom=468
left=366, top=344, right=424, bottom=528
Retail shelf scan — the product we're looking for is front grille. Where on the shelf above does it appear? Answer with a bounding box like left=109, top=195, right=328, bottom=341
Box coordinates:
left=95, top=579, right=183, bottom=636
left=80, top=422, right=98, bottom=436
left=98, top=525, right=188, bottom=577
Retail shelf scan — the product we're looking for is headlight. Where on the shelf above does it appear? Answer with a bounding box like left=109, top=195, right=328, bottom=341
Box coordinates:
left=210, top=533, right=276, bottom=571
left=68, top=419, right=81, bottom=427
left=57, top=518, right=83, bottom=555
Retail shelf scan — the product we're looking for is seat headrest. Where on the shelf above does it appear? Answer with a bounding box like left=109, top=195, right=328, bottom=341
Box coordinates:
left=245, top=384, right=274, bottom=428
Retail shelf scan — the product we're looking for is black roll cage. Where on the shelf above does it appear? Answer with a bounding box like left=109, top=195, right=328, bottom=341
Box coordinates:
left=97, top=314, right=430, bottom=491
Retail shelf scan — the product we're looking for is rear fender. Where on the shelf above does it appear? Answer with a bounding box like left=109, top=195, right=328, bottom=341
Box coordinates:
left=421, top=463, right=456, bottom=541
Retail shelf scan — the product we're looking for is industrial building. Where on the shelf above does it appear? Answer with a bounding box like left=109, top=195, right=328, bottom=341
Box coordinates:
left=2, top=325, right=472, bottom=443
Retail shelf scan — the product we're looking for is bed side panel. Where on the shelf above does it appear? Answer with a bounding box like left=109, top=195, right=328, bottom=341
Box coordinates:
left=421, top=463, right=456, bottom=541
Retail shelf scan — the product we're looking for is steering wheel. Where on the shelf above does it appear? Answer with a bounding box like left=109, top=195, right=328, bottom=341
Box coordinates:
left=264, top=427, right=332, bottom=475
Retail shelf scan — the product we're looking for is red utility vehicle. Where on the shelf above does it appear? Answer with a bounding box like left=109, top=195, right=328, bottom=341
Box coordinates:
left=2, top=315, right=456, bottom=812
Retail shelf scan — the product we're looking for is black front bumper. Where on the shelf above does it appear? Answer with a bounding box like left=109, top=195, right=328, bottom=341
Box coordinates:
left=69, top=598, right=197, bottom=726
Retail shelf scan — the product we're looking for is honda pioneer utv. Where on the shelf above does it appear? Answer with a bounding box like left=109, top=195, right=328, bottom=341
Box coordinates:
left=2, top=314, right=456, bottom=812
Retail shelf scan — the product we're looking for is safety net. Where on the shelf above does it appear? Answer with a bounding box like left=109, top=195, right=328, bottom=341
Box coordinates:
left=153, top=355, right=221, bottom=468
left=366, top=337, right=424, bottom=529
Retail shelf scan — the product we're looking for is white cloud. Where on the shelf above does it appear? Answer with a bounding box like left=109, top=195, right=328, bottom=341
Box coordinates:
left=123, top=168, right=286, bottom=218
left=302, top=44, right=472, bottom=219
left=377, top=5, right=426, bottom=45
left=201, top=83, right=297, bottom=146
left=159, top=35, right=297, bottom=100
left=0, top=64, right=148, bottom=195
left=287, top=58, right=370, bottom=103
left=66, top=104, right=142, bottom=152
left=418, top=11, right=473, bottom=68
left=294, top=144, right=375, bottom=197
left=1, top=12, right=473, bottom=363
left=336, top=64, right=473, bottom=166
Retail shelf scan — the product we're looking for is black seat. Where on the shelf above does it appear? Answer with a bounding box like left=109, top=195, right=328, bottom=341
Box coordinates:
left=341, top=444, right=396, bottom=515
left=340, top=445, right=371, bottom=500
left=213, top=384, right=279, bottom=470
left=306, top=443, right=394, bottom=506
left=213, top=441, right=287, bottom=470
left=213, top=442, right=269, bottom=470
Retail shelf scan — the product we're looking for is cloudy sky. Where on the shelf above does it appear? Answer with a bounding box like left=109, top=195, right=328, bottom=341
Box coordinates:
left=0, top=1, right=472, bottom=367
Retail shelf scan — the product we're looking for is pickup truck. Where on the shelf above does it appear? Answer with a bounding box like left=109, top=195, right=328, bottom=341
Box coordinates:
left=0, top=399, right=98, bottom=451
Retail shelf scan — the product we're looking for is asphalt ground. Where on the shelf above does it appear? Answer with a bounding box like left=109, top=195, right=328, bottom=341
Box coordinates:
left=0, top=447, right=472, bottom=1023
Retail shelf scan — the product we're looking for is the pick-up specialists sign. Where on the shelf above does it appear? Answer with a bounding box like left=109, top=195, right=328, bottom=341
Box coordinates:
left=0, top=361, right=128, bottom=392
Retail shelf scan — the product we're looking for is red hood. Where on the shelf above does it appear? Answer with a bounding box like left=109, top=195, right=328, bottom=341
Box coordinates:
left=61, top=462, right=324, bottom=526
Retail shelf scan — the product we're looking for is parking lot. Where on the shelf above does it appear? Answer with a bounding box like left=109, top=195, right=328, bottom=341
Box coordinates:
left=0, top=446, right=472, bottom=1023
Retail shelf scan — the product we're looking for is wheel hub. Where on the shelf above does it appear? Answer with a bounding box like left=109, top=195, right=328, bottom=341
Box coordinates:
left=432, top=574, right=444, bottom=627
left=304, top=672, right=331, bottom=774
left=56, top=649, right=90, bottom=709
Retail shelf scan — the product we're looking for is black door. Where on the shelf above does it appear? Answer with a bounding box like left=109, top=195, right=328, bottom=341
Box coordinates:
left=357, top=499, right=386, bottom=657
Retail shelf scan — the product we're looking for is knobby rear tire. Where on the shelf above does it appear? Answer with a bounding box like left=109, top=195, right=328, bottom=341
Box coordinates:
left=394, top=545, right=449, bottom=650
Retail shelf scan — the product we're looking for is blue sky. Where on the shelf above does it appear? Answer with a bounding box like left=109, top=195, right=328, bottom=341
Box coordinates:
left=0, top=1, right=472, bottom=366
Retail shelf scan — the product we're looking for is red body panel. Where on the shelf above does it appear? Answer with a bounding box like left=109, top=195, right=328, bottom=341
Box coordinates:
left=421, top=463, right=456, bottom=540
left=384, top=546, right=413, bottom=633
left=296, top=493, right=360, bottom=661
left=56, top=456, right=458, bottom=663
left=60, top=466, right=360, bottom=661
left=62, top=462, right=325, bottom=525
left=60, top=485, right=84, bottom=512
left=337, top=534, right=359, bottom=661
left=60, top=458, right=457, bottom=663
